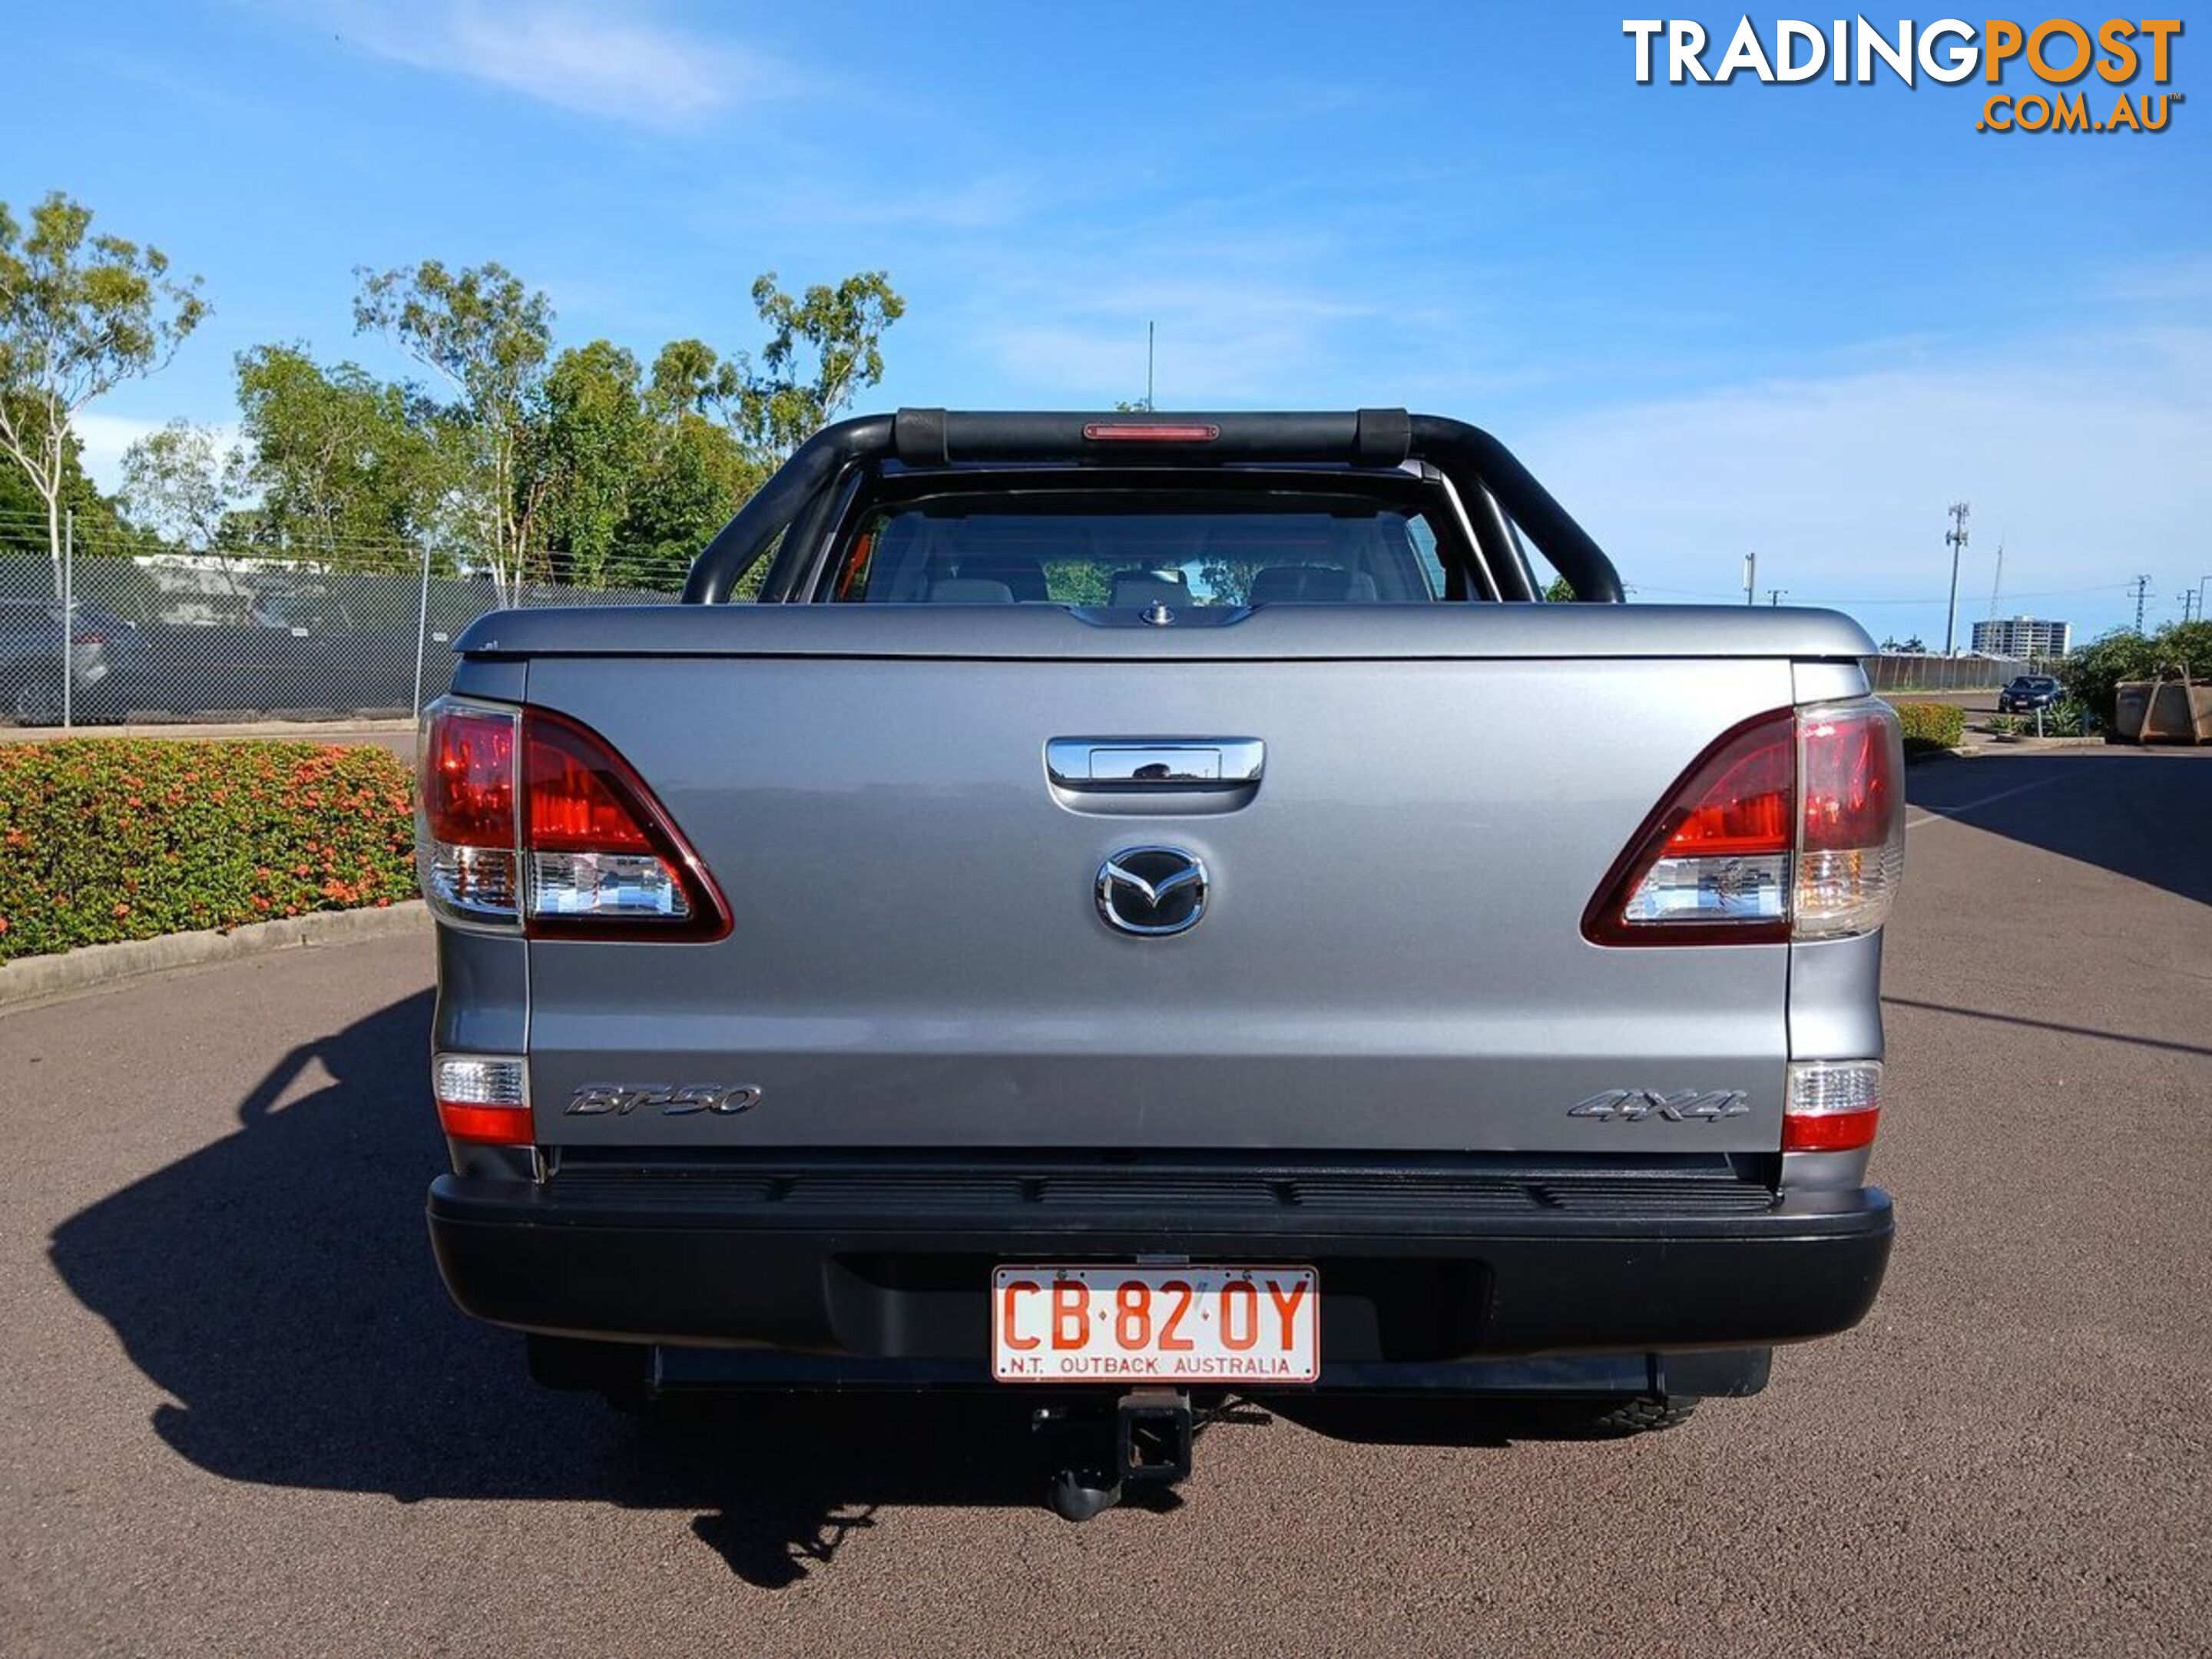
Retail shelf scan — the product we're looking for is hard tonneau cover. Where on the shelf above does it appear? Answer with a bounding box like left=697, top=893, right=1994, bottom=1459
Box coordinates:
left=455, top=602, right=1876, bottom=661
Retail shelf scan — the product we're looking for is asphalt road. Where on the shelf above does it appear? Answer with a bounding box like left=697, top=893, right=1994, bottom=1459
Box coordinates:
left=3, top=748, right=2207, bottom=1657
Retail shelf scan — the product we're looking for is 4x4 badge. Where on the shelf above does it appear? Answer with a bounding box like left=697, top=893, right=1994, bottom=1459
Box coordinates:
left=1568, top=1089, right=1750, bottom=1123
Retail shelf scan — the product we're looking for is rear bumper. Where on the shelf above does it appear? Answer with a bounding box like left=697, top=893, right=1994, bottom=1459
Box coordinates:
left=427, top=1157, right=1893, bottom=1382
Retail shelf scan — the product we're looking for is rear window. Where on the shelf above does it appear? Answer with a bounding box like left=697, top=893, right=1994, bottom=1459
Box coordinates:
left=826, top=489, right=1458, bottom=604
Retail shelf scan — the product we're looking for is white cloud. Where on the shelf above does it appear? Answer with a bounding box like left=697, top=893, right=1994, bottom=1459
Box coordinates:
left=69, top=414, right=243, bottom=496
left=979, top=296, right=1376, bottom=406
left=1518, top=329, right=2212, bottom=641
left=313, top=1, right=795, bottom=128
left=69, top=413, right=164, bottom=495
left=952, top=252, right=1399, bottom=406
left=700, top=174, right=1037, bottom=236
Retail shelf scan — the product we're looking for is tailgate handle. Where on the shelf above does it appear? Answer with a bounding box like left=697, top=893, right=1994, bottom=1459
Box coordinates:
left=1046, top=739, right=1264, bottom=789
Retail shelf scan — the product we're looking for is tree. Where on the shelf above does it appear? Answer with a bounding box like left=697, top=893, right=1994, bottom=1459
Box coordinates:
left=739, top=270, right=904, bottom=459
left=530, top=341, right=651, bottom=588
left=649, top=337, right=740, bottom=422
left=233, top=344, right=453, bottom=569
left=120, top=419, right=248, bottom=557
left=0, top=192, right=207, bottom=594
left=2060, top=620, right=2212, bottom=724
left=1543, top=575, right=1577, bottom=603
left=654, top=272, right=905, bottom=469
left=618, top=409, right=760, bottom=590
left=0, top=415, right=115, bottom=544
left=353, top=260, right=551, bottom=598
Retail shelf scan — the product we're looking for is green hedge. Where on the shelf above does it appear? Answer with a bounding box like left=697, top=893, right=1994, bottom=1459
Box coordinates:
left=2061, top=620, right=2212, bottom=724
left=1891, top=700, right=1965, bottom=755
left=0, top=740, right=417, bottom=963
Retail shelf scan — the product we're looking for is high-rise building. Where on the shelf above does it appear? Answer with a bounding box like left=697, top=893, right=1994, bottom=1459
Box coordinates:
left=1971, top=616, right=2071, bottom=658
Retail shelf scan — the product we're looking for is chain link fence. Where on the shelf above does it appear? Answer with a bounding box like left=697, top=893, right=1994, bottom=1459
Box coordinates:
left=0, top=512, right=692, bottom=727
left=1, top=507, right=2074, bottom=727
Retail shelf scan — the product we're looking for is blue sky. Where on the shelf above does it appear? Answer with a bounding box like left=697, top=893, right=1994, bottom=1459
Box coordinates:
left=9, top=1, right=2208, bottom=643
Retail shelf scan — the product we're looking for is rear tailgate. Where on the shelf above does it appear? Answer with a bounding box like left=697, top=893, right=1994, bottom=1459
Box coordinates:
left=476, top=604, right=1868, bottom=1155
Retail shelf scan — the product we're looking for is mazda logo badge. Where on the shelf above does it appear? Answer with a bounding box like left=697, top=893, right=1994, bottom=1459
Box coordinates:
left=1096, top=846, right=1209, bottom=937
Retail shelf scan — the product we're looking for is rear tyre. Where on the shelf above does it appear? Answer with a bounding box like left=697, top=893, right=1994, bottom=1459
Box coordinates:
left=1582, top=1396, right=1699, bottom=1436
left=10, top=671, right=63, bottom=727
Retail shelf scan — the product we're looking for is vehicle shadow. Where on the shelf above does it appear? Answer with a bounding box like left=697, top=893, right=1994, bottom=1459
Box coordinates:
left=46, top=989, right=1578, bottom=1588
left=45, top=990, right=1038, bottom=1588
left=1905, top=747, right=2212, bottom=906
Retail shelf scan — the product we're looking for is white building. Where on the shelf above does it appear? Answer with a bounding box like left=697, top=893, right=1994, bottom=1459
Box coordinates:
left=1972, top=616, right=2071, bottom=659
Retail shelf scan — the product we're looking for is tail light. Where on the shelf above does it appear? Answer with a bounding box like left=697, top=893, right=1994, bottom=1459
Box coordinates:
left=71, top=629, right=110, bottom=646
left=1584, top=698, right=1904, bottom=946
left=433, top=1054, right=531, bottom=1144
left=422, top=706, right=518, bottom=920
left=1784, top=1061, right=1882, bottom=1151
left=417, top=698, right=729, bottom=939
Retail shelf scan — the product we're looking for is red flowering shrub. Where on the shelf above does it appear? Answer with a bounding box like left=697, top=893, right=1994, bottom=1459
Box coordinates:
left=0, top=740, right=417, bottom=962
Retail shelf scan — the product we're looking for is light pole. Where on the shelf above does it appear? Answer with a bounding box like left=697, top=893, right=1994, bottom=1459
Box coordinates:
left=1942, top=501, right=1970, bottom=656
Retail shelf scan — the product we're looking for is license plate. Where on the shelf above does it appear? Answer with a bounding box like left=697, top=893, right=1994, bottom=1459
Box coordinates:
left=991, top=1264, right=1319, bottom=1384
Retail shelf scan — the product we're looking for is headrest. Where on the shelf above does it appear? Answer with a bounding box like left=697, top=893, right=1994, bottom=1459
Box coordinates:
left=926, top=578, right=1016, bottom=603
left=955, top=554, right=1050, bottom=601
left=1110, top=573, right=1190, bottom=609
left=1249, top=565, right=1379, bottom=604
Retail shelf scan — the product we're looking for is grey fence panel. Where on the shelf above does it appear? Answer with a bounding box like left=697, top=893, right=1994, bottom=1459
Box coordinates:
left=0, top=527, right=692, bottom=728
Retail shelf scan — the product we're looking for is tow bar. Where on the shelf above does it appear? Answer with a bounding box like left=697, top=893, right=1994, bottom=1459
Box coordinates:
left=1037, top=1388, right=1195, bottom=1522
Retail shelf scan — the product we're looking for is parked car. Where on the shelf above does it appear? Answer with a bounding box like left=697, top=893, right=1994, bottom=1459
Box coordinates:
left=0, top=600, right=148, bottom=725
left=418, top=409, right=1903, bottom=1518
left=1998, top=674, right=2062, bottom=714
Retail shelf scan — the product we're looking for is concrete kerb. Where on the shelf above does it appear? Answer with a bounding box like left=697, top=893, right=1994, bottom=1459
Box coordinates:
left=0, top=901, right=431, bottom=1012
left=1958, top=733, right=2111, bottom=754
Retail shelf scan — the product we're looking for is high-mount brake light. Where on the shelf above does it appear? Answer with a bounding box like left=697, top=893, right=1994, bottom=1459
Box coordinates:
left=416, top=699, right=728, bottom=938
left=1584, top=697, right=1904, bottom=946
left=1081, top=422, right=1221, bottom=443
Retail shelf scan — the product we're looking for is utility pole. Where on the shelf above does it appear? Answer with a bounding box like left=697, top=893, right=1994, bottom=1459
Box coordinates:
left=1743, top=551, right=1757, bottom=606
left=1987, top=541, right=2004, bottom=621
left=412, top=539, right=435, bottom=721
left=1767, top=588, right=1787, bottom=607
left=2131, top=574, right=2151, bottom=632
left=1145, top=320, right=1155, bottom=412
left=1942, top=501, right=1970, bottom=656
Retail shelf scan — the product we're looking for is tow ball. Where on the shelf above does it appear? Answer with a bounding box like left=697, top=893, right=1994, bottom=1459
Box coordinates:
left=1037, top=1389, right=1195, bottom=1522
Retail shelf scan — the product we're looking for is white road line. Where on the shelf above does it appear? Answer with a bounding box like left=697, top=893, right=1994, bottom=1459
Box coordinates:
left=1905, top=774, right=2063, bottom=830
